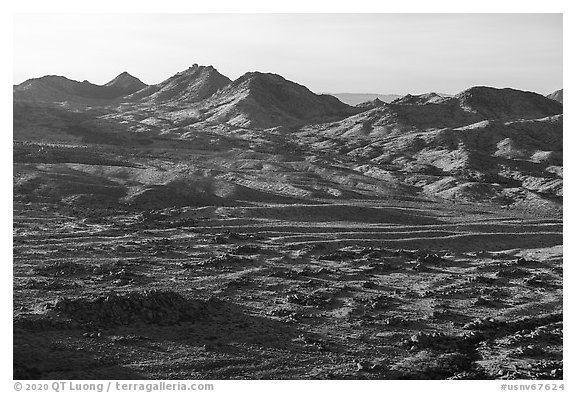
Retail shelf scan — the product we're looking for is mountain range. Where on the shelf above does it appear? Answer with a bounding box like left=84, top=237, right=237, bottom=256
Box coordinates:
left=13, top=72, right=146, bottom=104
left=121, top=64, right=231, bottom=104
left=194, top=71, right=359, bottom=128
left=13, top=62, right=564, bottom=381
left=329, top=93, right=402, bottom=105
left=14, top=67, right=561, bottom=130
left=13, top=64, right=563, bottom=210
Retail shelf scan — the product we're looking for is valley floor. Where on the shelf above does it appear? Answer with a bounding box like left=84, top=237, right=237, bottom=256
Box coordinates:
left=13, top=196, right=562, bottom=379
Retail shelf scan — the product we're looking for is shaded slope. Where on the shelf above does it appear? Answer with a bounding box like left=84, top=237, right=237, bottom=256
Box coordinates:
left=311, top=87, right=563, bottom=138
left=547, top=89, right=563, bottom=103
left=391, top=92, right=450, bottom=105
left=104, top=72, right=147, bottom=96
left=12, top=101, right=152, bottom=146
left=200, top=72, right=360, bottom=129
left=296, top=87, right=563, bottom=208
left=14, top=73, right=148, bottom=104
left=355, top=98, right=387, bottom=111
left=122, top=64, right=231, bottom=104
left=455, top=87, right=562, bottom=122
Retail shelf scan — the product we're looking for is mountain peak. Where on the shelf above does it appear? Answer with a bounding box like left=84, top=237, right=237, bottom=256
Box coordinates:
left=234, top=71, right=283, bottom=85
left=178, top=64, right=199, bottom=74
left=355, top=97, right=387, bottom=110
left=13, top=70, right=151, bottom=104
left=456, top=85, right=561, bottom=104
left=204, top=71, right=359, bottom=128
left=176, top=64, right=218, bottom=77
left=453, top=86, right=562, bottom=121
left=121, top=64, right=231, bottom=104
left=104, top=72, right=147, bottom=95
left=392, top=92, right=449, bottom=105
left=547, top=88, right=563, bottom=103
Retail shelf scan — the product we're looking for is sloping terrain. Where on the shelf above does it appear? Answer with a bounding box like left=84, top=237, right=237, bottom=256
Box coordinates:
left=547, top=89, right=563, bottom=103
left=13, top=183, right=562, bottom=380
left=121, top=64, right=231, bottom=104
left=196, top=72, right=359, bottom=129
left=331, top=93, right=402, bottom=105
left=14, top=73, right=147, bottom=104
left=12, top=138, right=563, bottom=380
left=355, top=98, right=388, bottom=111
left=454, top=87, right=562, bottom=122
left=13, top=101, right=155, bottom=146
left=104, top=72, right=147, bottom=96
left=95, top=67, right=360, bottom=135
left=297, top=88, right=562, bottom=210
left=13, top=67, right=563, bottom=380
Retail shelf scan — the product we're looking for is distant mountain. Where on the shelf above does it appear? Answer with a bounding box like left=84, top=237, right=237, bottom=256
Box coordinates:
left=104, top=72, right=147, bottom=95
left=330, top=93, right=402, bottom=105
left=298, top=86, right=563, bottom=207
left=547, top=89, right=563, bottom=103
left=199, top=72, right=360, bottom=129
left=391, top=92, right=451, bottom=105
left=122, top=64, right=231, bottom=104
left=13, top=73, right=148, bottom=104
left=355, top=98, right=387, bottom=111
left=323, top=87, right=563, bottom=138
left=12, top=64, right=564, bottom=210
left=454, top=87, right=562, bottom=121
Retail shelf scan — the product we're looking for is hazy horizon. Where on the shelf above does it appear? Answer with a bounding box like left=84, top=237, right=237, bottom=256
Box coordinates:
left=14, top=13, right=562, bottom=95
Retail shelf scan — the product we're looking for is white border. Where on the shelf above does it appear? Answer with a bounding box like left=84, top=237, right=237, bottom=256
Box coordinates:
left=4, top=2, right=571, bottom=392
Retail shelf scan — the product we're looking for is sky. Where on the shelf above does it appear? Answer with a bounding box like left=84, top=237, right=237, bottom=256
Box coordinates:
left=13, top=13, right=562, bottom=95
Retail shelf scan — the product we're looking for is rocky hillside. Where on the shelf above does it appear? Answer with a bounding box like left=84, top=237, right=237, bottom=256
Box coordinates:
left=104, top=72, right=147, bottom=96
left=355, top=98, right=387, bottom=111
left=12, top=66, right=563, bottom=210
left=121, top=64, right=231, bottom=104
left=455, top=87, right=562, bottom=122
left=331, top=93, right=402, bottom=105
left=547, top=89, right=563, bottom=103
left=198, top=72, right=360, bottom=129
left=13, top=73, right=147, bottom=104
left=296, top=87, right=562, bottom=209
left=391, top=92, right=450, bottom=105
left=312, top=87, right=563, bottom=138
